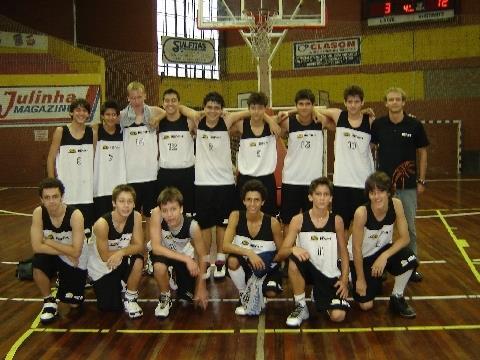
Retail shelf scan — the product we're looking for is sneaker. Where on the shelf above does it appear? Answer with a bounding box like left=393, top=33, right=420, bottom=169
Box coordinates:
left=124, top=299, right=143, bottom=319
left=155, top=294, right=172, bottom=318
left=168, top=266, right=178, bottom=290
left=286, top=303, right=309, bottom=327
left=85, top=276, right=93, bottom=289
left=213, top=261, right=226, bottom=279
left=389, top=295, right=416, bottom=318
left=235, top=305, right=247, bottom=316
left=40, top=298, right=58, bottom=324
left=409, top=271, right=423, bottom=283
left=203, top=265, right=212, bottom=280
left=266, top=280, right=283, bottom=294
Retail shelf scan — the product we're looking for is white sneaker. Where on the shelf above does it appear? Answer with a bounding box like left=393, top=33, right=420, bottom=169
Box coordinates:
left=155, top=294, right=172, bottom=318
left=203, top=265, right=212, bottom=280
left=286, top=303, right=309, bottom=327
left=213, top=262, right=226, bottom=279
left=168, top=266, right=178, bottom=290
left=124, top=299, right=143, bottom=319
left=40, top=298, right=58, bottom=324
left=235, top=305, right=247, bottom=316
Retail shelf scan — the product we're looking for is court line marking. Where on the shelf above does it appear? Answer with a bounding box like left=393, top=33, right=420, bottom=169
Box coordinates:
left=256, top=312, right=266, bottom=360
left=2, top=294, right=480, bottom=303
left=0, top=259, right=447, bottom=266
left=417, top=211, right=480, bottom=219
left=437, top=210, right=480, bottom=283
left=22, top=324, right=480, bottom=336
left=5, top=291, right=51, bottom=360
left=0, top=209, right=32, bottom=217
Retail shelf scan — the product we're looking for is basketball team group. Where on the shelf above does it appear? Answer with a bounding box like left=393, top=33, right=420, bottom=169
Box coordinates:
left=31, top=81, right=429, bottom=327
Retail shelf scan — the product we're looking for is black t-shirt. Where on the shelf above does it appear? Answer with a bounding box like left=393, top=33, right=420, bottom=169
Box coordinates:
left=371, top=114, right=429, bottom=190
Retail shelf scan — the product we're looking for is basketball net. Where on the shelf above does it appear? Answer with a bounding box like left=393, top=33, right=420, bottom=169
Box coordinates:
left=243, top=9, right=278, bottom=59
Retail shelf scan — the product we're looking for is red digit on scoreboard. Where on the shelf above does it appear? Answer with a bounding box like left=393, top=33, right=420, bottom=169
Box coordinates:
left=385, top=2, right=391, bottom=15
left=438, top=0, right=449, bottom=8
left=403, top=4, right=414, bottom=13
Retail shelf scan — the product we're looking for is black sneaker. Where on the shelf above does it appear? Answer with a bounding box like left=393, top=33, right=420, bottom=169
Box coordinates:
left=409, top=271, right=423, bottom=283
left=389, top=295, right=416, bottom=318
left=40, top=297, right=58, bottom=324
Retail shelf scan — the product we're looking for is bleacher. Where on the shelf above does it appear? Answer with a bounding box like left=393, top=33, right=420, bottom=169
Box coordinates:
left=0, top=53, right=75, bottom=74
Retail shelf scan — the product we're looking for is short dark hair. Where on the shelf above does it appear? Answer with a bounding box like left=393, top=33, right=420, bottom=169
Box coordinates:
left=365, top=171, right=393, bottom=196
left=309, top=177, right=333, bottom=195
left=343, top=85, right=364, bottom=102
left=241, top=179, right=267, bottom=201
left=38, top=177, right=65, bottom=197
left=157, top=187, right=183, bottom=207
left=247, top=92, right=268, bottom=107
left=101, top=100, right=120, bottom=116
left=69, top=98, right=91, bottom=114
left=112, top=184, right=136, bottom=203
left=295, top=89, right=315, bottom=105
left=203, top=92, right=225, bottom=108
left=163, top=88, right=180, bottom=102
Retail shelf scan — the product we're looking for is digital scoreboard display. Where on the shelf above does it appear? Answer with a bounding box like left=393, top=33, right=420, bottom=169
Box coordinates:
left=365, top=0, right=456, bottom=26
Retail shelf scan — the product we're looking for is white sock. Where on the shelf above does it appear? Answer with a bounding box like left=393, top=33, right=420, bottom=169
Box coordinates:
left=160, top=291, right=171, bottom=298
left=229, top=267, right=246, bottom=293
left=125, top=289, right=138, bottom=301
left=216, top=253, right=226, bottom=263
left=392, top=270, right=413, bottom=297
left=294, top=293, right=306, bottom=307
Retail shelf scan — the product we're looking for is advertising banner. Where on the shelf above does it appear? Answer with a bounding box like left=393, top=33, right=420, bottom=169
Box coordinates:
left=0, top=31, right=48, bottom=50
left=293, top=37, right=361, bottom=69
left=162, top=36, right=216, bottom=65
left=0, top=85, right=100, bottom=125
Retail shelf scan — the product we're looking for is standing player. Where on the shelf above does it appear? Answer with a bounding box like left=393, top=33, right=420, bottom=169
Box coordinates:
left=371, top=87, right=429, bottom=282
left=350, top=171, right=418, bottom=318
left=223, top=180, right=283, bottom=316
left=156, top=89, right=196, bottom=217
left=316, top=85, right=375, bottom=232
left=149, top=187, right=209, bottom=318
left=30, top=178, right=88, bottom=324
left=278, top=177, right=350, bottom=327
left=276, top=89, right=332, bottom=236
left=177, top=92, right=239, bottom=279
left=47, top=98, right=95, bottom=233
left=120, top=81, right=165, bottom=272
left=87, top=185, right=144, bottom=318
left=93, top=100, right=126, bottom=220
left=229, top=92, right=280, bottom=216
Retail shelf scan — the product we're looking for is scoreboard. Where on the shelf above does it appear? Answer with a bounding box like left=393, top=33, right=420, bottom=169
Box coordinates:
left=364, top=0, right=456, bottom=26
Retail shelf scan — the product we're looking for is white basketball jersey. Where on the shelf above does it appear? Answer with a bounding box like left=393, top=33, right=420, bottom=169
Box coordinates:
left=56, top=126, right=94, bottom=205
left=195, top=117, right=235, bottom=185
left=157, top=115, right=195, bottom=169
left=122, top=123, right=158, bottom=183
left=297, top=212, right=340, bottom=278
left=333, top=112, right=374, bottom=188
left=93, top=125, right=126, bottom=197
left=237, top=119, right=277, bottom=176
left=282, top=116, right=324, bottom=185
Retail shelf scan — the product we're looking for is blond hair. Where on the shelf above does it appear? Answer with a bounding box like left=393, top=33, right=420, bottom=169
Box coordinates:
left=384, top=87, right=407, bottom=102
left=127, top=81, right=146, bottom=94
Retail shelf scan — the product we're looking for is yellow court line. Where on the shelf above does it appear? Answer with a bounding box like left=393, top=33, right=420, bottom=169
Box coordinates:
left=408, top=326, right=444, bottom=331
left=302, top=329, right=338, bottom=333
left=436, top=210, right=480, bottom=283
left=117, top=329, right=235, bottom=334
left=5, top=311, right=42, bottom=359
left=339, top=328, right=372, bottom=333
left=372, top=327, right=407, bottom=332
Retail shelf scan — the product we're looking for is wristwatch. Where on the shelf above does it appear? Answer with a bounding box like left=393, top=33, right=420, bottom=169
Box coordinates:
left=417, top=179, right=426, bottom=186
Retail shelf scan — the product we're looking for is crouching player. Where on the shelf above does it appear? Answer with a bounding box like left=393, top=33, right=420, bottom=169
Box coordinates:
left=223, top=180, right=283, bottom=316
left=278, top=177, right=350, bottom=327
left=30, top=178, right=89, bottom=324
left=87, top=185, right=144, bottom=318
left=350, top=171, right=418, bottom=318
left=149, top=187, right=209, bottom=318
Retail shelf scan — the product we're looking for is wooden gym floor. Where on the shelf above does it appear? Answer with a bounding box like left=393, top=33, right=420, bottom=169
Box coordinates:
left=1, top=179, right=479, bottom=359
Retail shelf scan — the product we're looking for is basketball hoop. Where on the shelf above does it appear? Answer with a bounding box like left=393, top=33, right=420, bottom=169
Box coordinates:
left=243, top=9, right=278, bottom=58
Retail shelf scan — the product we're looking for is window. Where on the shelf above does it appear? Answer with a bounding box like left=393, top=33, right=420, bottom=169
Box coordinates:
left=157, top=0, right=219, bottom=79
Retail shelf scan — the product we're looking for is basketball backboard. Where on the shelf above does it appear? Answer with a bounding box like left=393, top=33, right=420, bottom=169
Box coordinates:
left=197, top=0, right=326, bottom=30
